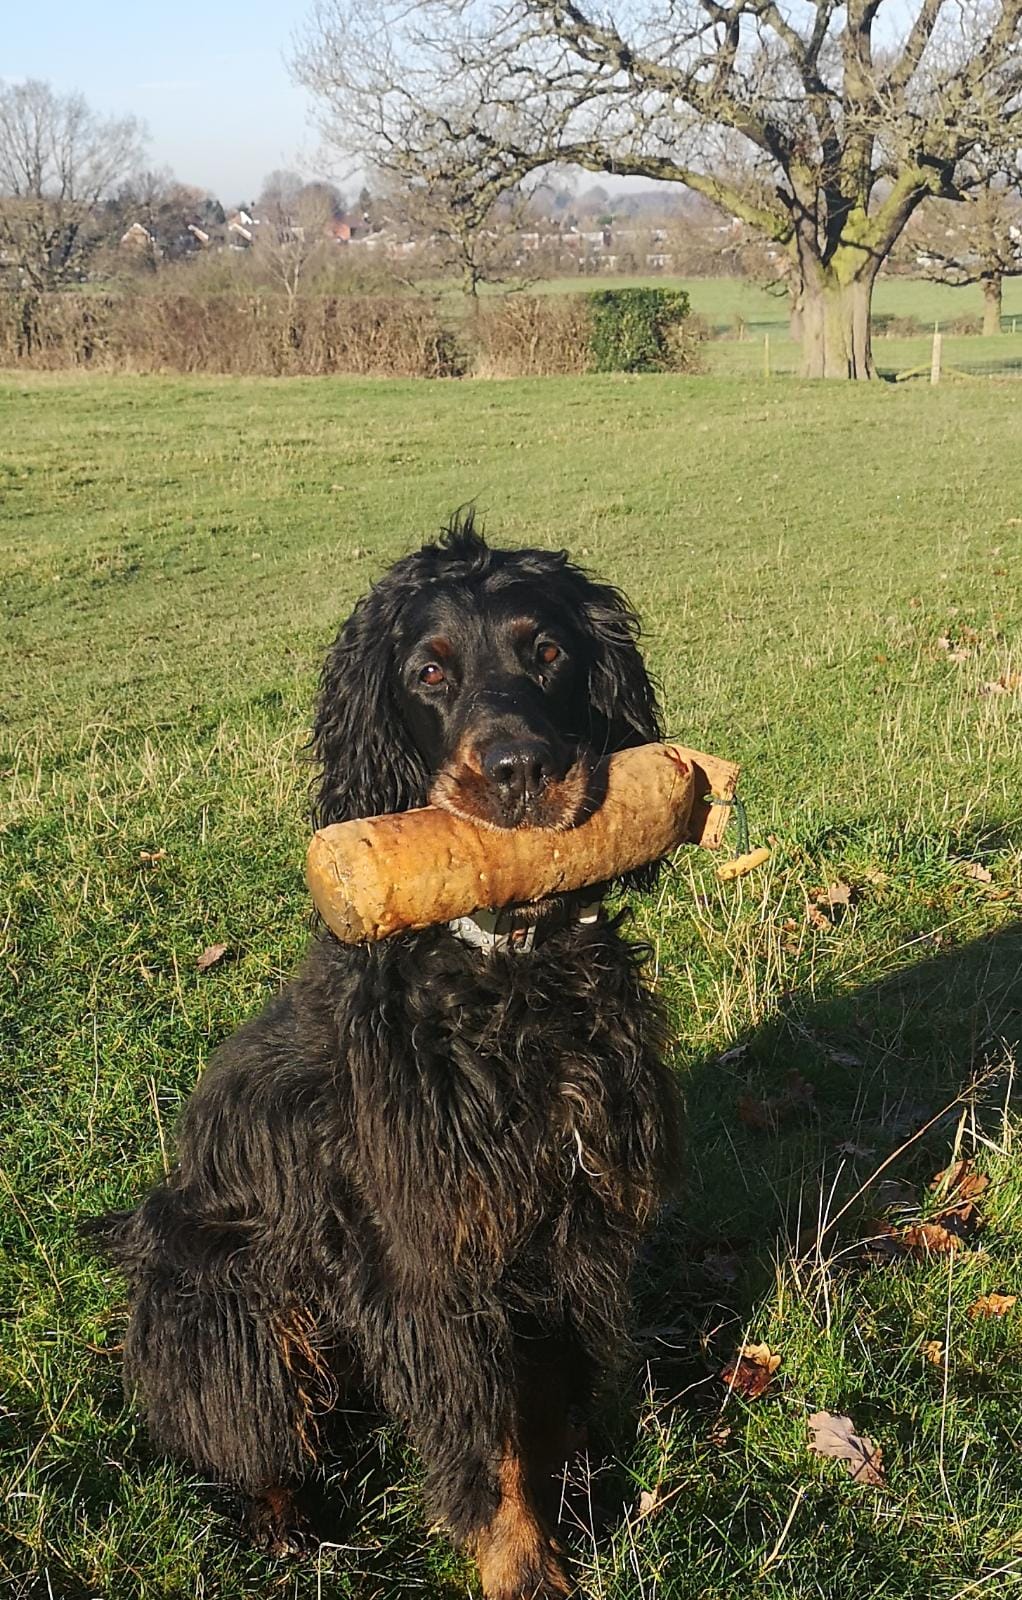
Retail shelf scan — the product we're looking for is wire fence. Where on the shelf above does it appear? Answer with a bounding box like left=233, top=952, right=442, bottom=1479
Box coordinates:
left=709, top=323, right=1022, bottom=380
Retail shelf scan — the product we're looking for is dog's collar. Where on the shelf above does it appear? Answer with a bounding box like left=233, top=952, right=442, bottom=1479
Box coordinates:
left=448, top=897, right=602, bottom=956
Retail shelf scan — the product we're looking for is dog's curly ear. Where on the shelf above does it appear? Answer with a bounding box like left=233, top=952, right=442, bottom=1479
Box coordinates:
left=581, top=580, right=663, bottom=752
left=311, top=587, right=429, bottom=827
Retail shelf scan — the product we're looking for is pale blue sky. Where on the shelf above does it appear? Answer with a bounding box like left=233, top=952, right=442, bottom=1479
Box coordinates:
left=4, top=1, right=322, bottom=204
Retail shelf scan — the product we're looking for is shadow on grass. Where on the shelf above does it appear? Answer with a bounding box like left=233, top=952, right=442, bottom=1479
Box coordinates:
left=634, top=912, right=1022, bottom=1431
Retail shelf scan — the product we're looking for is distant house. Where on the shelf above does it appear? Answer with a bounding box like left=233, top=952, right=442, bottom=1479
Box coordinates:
left=120, top=221, right=158, bottom=253
left=226, top=210, right=254, bottom=246
left=326, top=218, right=354, bottom=243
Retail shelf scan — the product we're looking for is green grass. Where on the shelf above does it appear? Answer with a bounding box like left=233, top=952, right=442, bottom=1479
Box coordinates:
left=492, top=274, right=1022, bottom=379
left=707, top=331, right=1022, bottom=380
left=2, top=370, right=1022, bottom=1600
left=528, top=274, right=1022, bottom=336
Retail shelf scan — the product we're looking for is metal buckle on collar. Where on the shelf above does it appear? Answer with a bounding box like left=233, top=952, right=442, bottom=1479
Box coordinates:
left=448, top=899, right=602, bottom=956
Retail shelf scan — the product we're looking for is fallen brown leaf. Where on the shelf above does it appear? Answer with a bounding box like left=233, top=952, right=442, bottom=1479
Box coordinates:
left=922, top=1339, right=946, bottom=1366
left=901, top=1220, right=965, bottom=1255
left=866, top=1186, right=982, bottom=1259
left=807, top=1411, right=885, bottom=1486
left=960, top=861, right=993, bottom=883
left=722, top=1342, right=781, bottom=1400
left=969, top=1292, right=1017, bottom=1320
left=931, top=1158, right=989, bottom=1204
left=139, top=849, right=167, bottom=865
left=820, top=881, right=853, bottom=909
left=807, top=902, right=834, bottom=933
left=737, top=1094, right=772, bottom=1130
left=979, top=672, right=1022, bottom=696
left=196, top=943, right=229, bottom=973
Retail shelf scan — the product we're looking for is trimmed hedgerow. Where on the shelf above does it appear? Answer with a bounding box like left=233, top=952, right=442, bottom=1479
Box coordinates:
left=586, top=287, right=692, bottom=372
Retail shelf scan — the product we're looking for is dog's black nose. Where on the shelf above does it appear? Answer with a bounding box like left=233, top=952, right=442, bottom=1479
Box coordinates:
left=481, top=740, right=555, bottom=806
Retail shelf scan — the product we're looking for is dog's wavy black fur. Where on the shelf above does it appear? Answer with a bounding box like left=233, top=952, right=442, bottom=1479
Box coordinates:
left=89, top=512, right=682, bottom=1599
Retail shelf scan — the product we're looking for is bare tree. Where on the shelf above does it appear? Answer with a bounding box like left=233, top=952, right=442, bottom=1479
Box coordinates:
left=255, top=182, right=334, bottom=312
left=383, top=173, right=534, bottom=297
left=0, top=79, right=144, bottom=289
left=908, top=169, right=1022, bottom=335
left=295, top=1, right=1022, bottom=380
left=257, top=168, right=307, bottom=216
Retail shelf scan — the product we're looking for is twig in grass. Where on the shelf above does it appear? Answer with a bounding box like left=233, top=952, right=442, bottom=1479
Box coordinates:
left=798, top=1062, right=1004, bottom=1269
left=937, top=1246, right=958, bottom=1524
left=948, top=1553, right=1022, bottom=1599
left=3, top=1379, right=82, bottom=1500
left=148, top=1075, right=170, bottom=1177
left=758, top=1484, right=808, bottom=1576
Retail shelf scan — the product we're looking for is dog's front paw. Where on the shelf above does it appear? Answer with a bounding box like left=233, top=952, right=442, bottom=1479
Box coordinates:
left=477, top=1533, right=574, bottom=1599
left=242, top=1487, right=313, bottom=1560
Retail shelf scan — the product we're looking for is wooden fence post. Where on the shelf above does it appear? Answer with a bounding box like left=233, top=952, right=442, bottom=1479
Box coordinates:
left=930, top=323, right=942, bottom=386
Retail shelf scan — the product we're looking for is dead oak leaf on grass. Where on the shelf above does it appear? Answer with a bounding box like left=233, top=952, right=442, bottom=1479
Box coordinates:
left=931, top=1159, right=989, bottom=1206
left=807, top=881, right=857, bottom=931
left=901, top=1219, right=970, bottom=1255
left=969, top=1292, right=1017, bottom=1320
left=197, top=943, right=229, bottom=973
left=807, top=1411, right=885, bottom=1487
left=806, top=902, right=834, bottom=933
left=867, top=1203, right=981, bottom=1260
left=721, top=1342, right=781, bottom=1400
left=959, top=861, right=993, bottom=884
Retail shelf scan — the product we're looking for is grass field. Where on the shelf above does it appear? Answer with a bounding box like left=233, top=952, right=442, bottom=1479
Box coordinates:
left=516, top=274, right=1022, bottom=380
left=530, top=274, right=1022, bottom=334
left=3, top=370, right=1022, bottom=1600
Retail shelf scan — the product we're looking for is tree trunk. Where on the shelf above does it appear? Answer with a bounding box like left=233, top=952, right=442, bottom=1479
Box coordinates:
left=788, top=276, right=804, bottom=342
left=981, top=274, right=1002, bottom=337
left=799, top=268, right=877, bottom=380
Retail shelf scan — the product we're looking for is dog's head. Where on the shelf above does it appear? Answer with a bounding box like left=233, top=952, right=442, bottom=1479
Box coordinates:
left=311, top=509, right=662, bottom=830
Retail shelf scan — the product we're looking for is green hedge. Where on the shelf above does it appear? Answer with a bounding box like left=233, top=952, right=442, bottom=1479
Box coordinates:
left=586, top=287, right=692, bottom=372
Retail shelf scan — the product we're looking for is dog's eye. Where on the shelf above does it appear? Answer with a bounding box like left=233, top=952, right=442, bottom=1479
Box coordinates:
left=419, top=662, right=446, bottom=687
left=536, top=641, right=561, bottom=666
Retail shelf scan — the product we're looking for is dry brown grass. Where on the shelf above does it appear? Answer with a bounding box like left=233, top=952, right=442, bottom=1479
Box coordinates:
left=471, top=295, right=595, bottom=376
left=0, top=291, right=462, bottom=377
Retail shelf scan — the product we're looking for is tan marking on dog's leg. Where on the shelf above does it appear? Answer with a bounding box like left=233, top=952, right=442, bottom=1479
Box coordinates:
left=471, top=1448, right=573, bottom=1599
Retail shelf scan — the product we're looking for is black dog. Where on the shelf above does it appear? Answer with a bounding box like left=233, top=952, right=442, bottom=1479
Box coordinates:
left=91, top=512, right=681, bottom=1600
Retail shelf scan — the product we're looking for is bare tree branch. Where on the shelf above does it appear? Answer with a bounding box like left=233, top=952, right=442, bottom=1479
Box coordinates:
left=0, top=79, right=145, bottom=290
left=294, top=0, right=1022, bottom=377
